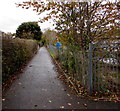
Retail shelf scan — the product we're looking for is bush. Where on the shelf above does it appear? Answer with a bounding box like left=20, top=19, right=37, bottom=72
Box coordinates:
left=2, top=38, right=38, bottom=81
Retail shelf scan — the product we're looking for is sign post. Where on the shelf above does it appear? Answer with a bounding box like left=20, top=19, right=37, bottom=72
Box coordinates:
left=55, top=41, right=62, bottom=60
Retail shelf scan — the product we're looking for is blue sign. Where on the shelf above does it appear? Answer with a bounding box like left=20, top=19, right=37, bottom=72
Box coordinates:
left=56, top=41, right=62, bottom=47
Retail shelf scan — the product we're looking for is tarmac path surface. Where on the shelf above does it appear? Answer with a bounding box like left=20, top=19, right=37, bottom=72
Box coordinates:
left=2, top=47, right=119, bottom=109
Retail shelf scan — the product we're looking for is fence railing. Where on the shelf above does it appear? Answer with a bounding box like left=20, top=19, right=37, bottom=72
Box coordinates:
left=48, top=40, right=120, bottom=95
left=92, top=40, right=120, bottom=94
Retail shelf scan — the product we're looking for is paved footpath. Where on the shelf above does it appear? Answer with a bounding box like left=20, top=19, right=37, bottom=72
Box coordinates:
left=2, top=47, right=119, bottom=109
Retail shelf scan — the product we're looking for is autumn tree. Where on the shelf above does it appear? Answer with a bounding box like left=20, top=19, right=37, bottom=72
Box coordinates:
left=42, top=29, right=57, bottom=45
left=55, top=2, right=120, bottom=49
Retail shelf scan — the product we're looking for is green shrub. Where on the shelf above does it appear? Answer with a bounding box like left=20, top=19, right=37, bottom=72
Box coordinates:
left=2, top=38, right=38, bottom=81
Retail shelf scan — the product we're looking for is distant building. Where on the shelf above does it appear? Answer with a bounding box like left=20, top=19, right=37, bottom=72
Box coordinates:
left=0, top=31, right=13, bottom=39
left=0, top=30, right=3, bottom=37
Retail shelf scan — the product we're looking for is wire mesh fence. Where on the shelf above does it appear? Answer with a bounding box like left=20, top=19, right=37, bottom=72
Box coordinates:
left=48, top=39, right=120, bottom=95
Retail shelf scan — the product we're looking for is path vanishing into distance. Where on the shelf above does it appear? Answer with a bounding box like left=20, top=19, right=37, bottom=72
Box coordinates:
left=2, top=47, right=119, bottom=109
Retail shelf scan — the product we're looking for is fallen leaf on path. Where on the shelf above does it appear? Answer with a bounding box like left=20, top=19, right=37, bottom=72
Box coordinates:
left=11, top=90, right=15, bottom=93
left=68, top=85, right=71, bottom=88
left=29, top=65, right=33, bottom=67
left=49, top=100, right=52, bottom=103
left=68, top=103, right=72, bottom=106
left=60, top=106, right=64, bottom=109
left=18, top=82, right=22, bottom=85
left=42, top=89, right=47, bottom=91
left=2, top=98, right=5, bottom=101
left=83, top=103, right=87, bottom=107
left=67, top=94, right=70, bottom=96
left=34, top=105, right=38, bottom=107
left=94, top=99, right=98, bottom=101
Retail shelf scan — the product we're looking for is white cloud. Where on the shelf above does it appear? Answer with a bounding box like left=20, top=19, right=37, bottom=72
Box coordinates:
left=0, top=0, right=54, bottom=33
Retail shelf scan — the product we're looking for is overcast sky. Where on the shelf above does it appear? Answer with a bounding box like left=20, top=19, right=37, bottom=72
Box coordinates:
left=0, top=0, right=54, bottom=33
left=0, top=0, right=118, bottom=33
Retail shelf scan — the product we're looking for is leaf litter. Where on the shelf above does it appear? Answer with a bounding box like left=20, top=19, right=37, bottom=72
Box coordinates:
left=60, top=106, right=64, bottom=109
left=68, top=103, right=72, bottom=106
left=58, top=72, right=120, bottom=102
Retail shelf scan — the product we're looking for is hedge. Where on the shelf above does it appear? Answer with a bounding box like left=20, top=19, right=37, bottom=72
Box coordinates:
left=2, top=38, right=38, bottom=81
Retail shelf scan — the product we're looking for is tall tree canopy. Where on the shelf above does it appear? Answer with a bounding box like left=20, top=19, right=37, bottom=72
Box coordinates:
left=16, top=22, right=42, bottom=41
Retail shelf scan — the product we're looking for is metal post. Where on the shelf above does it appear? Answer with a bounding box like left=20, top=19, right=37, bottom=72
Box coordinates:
left=88, top=43, right=93, bottom=95
left=58, top=47, right=60, bottom=60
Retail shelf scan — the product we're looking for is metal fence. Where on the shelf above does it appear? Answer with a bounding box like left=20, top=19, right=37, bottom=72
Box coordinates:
left=92, top=40, right=120, bottom=94
left=48, top=40, right=120, bottom=95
